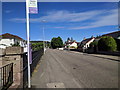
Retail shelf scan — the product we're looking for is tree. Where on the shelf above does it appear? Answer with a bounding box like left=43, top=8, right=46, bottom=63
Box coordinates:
left=67, top=37, right=70, bottom=42
left=71, top=37, right=73, bottom=42
left=98, top=36, right=117, bottom=52
left=51, top=36, right=63, bottom=49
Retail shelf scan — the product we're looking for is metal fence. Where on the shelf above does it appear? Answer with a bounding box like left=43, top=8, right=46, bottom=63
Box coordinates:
left=23, top=49, right=43, bottom=88
left=0, top=63, right=13, bottom=90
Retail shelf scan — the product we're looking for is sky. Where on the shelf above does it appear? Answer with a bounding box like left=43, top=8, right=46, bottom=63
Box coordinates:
left=2, top=2, right=119, bottom=42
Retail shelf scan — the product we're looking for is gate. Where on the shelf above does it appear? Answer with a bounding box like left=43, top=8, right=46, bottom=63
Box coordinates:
left=0, top=63, right=13, bottom=90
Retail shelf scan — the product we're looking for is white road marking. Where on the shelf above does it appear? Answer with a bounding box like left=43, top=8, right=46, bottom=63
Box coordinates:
left=39, top=72, right=45, bottom=79
left=72, top=78, right=82, bottom=88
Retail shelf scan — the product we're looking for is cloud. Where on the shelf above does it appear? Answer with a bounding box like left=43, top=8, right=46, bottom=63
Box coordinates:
left=9, top=9, right=118, bottom=29
left=9, top=10, right=105, bottom=23
left=50, top=26, right=65, bottom=29
left=100, top=30, right=118, bottom=34
left=5, top=10, right=12, bottom=13
left=69, top=9, right=118, bottom=30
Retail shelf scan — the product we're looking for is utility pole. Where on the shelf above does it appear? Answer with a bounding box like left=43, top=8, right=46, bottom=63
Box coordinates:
left=26, top=0, right=31, bottom=88
left=41, top=20, right=47, bottom=54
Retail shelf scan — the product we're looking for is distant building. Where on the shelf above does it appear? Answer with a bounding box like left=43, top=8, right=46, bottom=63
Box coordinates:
left=78, top=37, right=95, bottom=52
left=64, top=37, right=79, bottom=49
left=65, top=41, right=78, bottom=49
left=0, top=33, right=26, bottom=49
left=102, top=30, right=120, bottom=39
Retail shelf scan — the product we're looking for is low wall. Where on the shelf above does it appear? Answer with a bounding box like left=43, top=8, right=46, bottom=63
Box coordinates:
left=0, top=48, right=5, bottom=56
left=1, top=47, right=23, bottom=88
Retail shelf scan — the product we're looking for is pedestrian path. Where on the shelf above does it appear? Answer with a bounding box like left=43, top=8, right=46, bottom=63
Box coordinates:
left=89, top=54, right=119, bottom=61
left=66, top=50, right=119, bottom=61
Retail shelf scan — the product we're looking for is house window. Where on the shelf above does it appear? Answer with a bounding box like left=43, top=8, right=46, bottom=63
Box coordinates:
left=87, top=45, right=89, bottom=48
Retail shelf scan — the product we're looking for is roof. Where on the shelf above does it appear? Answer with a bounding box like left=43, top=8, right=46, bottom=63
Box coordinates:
left=0, top=33, right=24, bottom=40
left=95, top=31, right=120, bottom=40
left=81, top=37, right=94, bottom=45
left=65, top=41, right=79, bottom=44
left=102, top=30, right=120, bottom=37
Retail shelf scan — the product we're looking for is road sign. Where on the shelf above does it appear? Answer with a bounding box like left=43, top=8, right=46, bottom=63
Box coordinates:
left=29, top=0, right=38, bottom=14
left=29, top=7, right=38, bottom=14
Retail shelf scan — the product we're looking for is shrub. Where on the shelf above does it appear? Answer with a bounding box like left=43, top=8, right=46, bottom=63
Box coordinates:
left=70, top=46, right=76, bottom=49
left=90, top=41, right=98, bottom=47
left=98, top=36, right=117, bottom=52
left=114, top=38, right=120, bottom=51
left=31, top=42, right=43, bottom=51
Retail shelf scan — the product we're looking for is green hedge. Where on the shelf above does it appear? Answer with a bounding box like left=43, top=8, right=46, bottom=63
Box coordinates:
left=98, top=36, right=117, bottom=52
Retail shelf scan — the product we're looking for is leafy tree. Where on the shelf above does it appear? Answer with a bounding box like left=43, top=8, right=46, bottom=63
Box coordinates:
left=51, top=36, right=63, bottom=49
left=67, top=37, right=70, bottom=42
left=71, top=37, right=73, bottom=41
left=98, top=36, right=117, bottom=52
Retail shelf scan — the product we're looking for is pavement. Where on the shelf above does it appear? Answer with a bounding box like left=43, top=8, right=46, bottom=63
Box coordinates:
left=68, top=50, right=119, bottom=61
left=31, top=49, right=119, bottom=88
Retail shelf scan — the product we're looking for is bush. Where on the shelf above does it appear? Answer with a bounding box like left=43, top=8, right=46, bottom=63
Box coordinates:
left=70, top=46, right=76, bottom=49
left=31, top=42, right=43, bottom=51
left=114, top=38, right=120, bottom=51
left=90, top=41, right=98, bottom=47
left=98, top=36, right=117, bottom=52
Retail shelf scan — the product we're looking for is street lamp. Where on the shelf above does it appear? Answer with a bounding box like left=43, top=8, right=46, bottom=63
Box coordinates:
left=41, top=20, right=47, bottom=54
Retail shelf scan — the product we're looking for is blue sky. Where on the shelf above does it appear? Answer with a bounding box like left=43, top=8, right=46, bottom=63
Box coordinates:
left=2, top=2, right=118, bottom=42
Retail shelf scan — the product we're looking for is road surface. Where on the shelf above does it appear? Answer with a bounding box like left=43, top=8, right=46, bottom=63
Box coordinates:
left=31, top=49, right=118, bottom=88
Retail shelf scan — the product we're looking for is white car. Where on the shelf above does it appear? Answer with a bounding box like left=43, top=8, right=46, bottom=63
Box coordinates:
left=58, top=48, right=64, bottom=50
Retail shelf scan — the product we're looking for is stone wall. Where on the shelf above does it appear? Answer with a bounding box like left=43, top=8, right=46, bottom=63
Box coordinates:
left=6, top=47, right=23, bottom=55
left=0, top=46, right=23, bottom=88
left=0, top=48, right=5, bottom=56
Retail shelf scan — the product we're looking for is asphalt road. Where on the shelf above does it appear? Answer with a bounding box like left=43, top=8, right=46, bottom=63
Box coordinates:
left=31, top=49, right=119, bottom=88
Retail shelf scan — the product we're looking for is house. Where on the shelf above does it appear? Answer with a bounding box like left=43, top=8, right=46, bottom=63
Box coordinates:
left=102, top=30, right=120, bottom=39
left=0, top=33, right=26, bottom=49
left=95, top=31, right=120, bottom=41
left=64, top=37, right=79, bottom=49
left=65, top=41, right=78, bottom=49
left=78, top=37, right=95, bottom=52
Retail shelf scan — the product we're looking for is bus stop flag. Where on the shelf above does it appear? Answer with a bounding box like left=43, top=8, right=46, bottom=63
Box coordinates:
left=29, top=0, right=38, bottom=14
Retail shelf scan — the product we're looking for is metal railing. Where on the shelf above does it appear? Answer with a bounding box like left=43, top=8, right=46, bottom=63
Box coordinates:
left=0, top=63, right=13, bottom=90
left=23, top=49, right=43, bottom=88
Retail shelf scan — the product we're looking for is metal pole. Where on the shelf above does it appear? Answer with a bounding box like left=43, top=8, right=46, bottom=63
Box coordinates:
left=26, top=0, right=31, bottom=88
left=43, top=26, right=45, bottom=54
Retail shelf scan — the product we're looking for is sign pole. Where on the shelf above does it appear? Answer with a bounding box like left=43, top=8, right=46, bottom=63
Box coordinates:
left=26, top=0, right=31, bottom=88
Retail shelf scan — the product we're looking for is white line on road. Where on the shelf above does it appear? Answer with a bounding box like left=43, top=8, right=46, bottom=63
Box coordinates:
left=72, top=78, right=82, bottom=88
left=39, top=72, right=45, bottom=79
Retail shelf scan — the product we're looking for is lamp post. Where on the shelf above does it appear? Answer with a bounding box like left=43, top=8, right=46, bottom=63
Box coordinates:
left=41, top=20, right=46, bottom=54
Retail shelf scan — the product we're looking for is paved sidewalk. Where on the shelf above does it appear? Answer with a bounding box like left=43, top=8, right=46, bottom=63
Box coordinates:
left=88, top=54, right=119, bottom=61
left=66, top=50, right=119, bottom=61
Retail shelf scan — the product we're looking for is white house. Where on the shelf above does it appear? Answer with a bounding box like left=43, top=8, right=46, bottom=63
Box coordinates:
left=65, top=41, right=78, bottom=49
left=78, top=37, right=95, bottom=51
left=0, top=33, right=26, bottom=49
